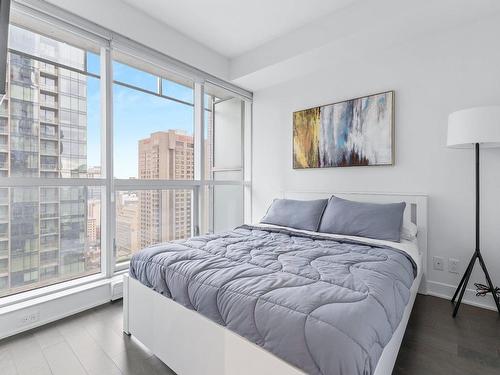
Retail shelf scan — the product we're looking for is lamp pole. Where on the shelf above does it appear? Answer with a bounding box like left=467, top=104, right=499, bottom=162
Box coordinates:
left=451, top=143, right=500, bottom=316
left=476, top=142, right=479, bottom=253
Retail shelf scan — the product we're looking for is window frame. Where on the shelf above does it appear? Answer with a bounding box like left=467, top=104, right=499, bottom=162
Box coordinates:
left=0, top=3, right=252, bottom=305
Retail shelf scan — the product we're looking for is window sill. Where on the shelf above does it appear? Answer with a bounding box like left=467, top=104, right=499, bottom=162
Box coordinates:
left=0, top=273, right=126, bottom=339
left=115, top=261, right=130, bottom=273
left=0, top=273, right=108, bottom=311
left=0, top=272, right=112, bottom=309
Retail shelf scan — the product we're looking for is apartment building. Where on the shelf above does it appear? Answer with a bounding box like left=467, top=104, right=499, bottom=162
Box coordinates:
left=114, top=130, right=195, bottom=262
left=138, top=130, right=193, bottom=248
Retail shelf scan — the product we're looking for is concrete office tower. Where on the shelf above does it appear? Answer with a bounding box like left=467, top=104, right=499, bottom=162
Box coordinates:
left=137, top=130, right=193, bottom=250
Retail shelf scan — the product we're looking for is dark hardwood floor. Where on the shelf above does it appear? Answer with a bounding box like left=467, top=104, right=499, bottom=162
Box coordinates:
left=0, top=295, right=498, bottom=374
left=394, top=295, right=500, bottom=375
left=0, top=301, right=175, bottom=375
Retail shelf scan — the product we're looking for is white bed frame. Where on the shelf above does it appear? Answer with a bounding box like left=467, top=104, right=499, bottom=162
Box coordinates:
left=123, top=192, right=428, bottom=375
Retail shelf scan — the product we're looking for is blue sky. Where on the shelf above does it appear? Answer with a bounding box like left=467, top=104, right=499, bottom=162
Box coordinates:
left=86, top=54, right=194, bottom=178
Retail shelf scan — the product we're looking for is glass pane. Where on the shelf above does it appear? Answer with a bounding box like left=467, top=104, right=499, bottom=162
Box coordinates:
left=113, top=61, right=157, bottom=92
left=213, top=170, right=243, bottom=181
left=9, top=25, right=86, bottom=72
left=162, top=79, right=193, bottom=104
left=211, top=185, right=243, bottom=233
left=201, top=185, right=210, bottom=235
left=204, top=84, right=243, bottom=180
left=115, top=189, right=192, bottom=264
left=204, top=93, right=212, bottom=110
left=87, top=52, right=100, bottom=76
left=204, top=107, right=212, bottom=180
left=213, top=97, right=242, bottom=171
left=113, top=82, right=194, bottom=179
left=5, top=30, right=102, bottom=178
left=0, top=186, right=101, bottom=298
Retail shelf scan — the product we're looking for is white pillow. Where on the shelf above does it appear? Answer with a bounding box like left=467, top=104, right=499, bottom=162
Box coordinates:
left=401, top=220, right=418, bottom=241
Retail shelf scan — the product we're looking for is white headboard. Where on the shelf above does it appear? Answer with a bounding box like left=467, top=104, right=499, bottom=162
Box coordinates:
left=282, top=191, right=428, bottom=294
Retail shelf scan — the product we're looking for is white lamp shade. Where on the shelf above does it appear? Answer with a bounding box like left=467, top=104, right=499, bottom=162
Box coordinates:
left=447, top=106, right=500, bottom=148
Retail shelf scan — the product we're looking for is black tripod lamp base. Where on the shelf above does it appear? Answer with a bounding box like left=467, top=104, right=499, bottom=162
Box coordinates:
left=451, top=249, right=500, bottom=317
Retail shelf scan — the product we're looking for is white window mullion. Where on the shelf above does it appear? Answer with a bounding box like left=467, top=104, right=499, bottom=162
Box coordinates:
left=244, top=101, right=253, bottom=223
left=100, top=46, right=114, bottom=278
left=193, top=82, right=204, bottom=236
left=0, top=178, right=106, bottom=187
left=114, top=179, right=202, bottom=190
left=209, top=98, right=215, bottom=234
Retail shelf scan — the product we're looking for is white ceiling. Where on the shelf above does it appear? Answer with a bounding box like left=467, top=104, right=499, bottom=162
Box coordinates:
left=120, top=0, right=358, bottom=58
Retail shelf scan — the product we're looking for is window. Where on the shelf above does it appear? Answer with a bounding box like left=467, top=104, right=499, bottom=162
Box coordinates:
left=115, top=189, right=192, bottom=263
left=40, top=108, right=56, bottom=123
left=0, top=14, right=251, bottom=298
left=113, top=60, right=194, bottom=180
left=0, top=25, right=103, bottom=297
left=0, top=185, right=101, bottom=297
left=113, top=61, right=157, bottom=92
left=9, top=26, right=86, bottom=71
left=40, top=92, right=57, bottom=107
left=112, top=56, right=198, bottom=265
left=40, top=76, right=56, bottom=91
left=10, top=54, right=37, bottom=86
left=162, top=79, right=193, bottom=104
left=0, top=118, right=7, bottom=134
left=10, top=84, right=38, bottom=102
left=204, top=83, right=248, bottom=233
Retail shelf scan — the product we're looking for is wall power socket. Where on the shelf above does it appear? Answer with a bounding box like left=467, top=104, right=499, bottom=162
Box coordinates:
left=432, top=256, right=444, bottom=271
left=20, top=311, right=39, bottom=326
left=448, top=258, right=460, bottom=274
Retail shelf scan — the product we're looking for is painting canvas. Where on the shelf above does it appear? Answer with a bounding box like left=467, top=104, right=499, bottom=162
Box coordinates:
left=293, top=91, right=394, bottom=169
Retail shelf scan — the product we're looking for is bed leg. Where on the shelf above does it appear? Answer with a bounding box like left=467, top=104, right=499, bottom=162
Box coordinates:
left=123, top=273, right=131, bottom=335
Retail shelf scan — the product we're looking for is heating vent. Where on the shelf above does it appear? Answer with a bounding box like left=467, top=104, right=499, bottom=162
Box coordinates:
left=110, top=278, right=124, bottom=301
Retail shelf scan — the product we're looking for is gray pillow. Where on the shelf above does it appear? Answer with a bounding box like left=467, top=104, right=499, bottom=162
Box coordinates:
left=318, top=196, right=406, bottom=242
left=260, top=198, right=328, bottom=231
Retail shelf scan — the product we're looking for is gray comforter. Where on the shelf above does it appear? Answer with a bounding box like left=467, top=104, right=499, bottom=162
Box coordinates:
left=129, top=225, right=416, bottom=375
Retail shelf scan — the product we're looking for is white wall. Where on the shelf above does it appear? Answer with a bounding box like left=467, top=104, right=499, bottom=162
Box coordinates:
left=252, top=15, right=500, bottom=310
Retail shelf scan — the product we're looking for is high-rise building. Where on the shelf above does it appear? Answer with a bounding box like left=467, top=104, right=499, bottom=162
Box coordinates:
left=86, top=166, right=101, bottom=179
left=0, top=27, right=99, bottom=296
left=115, top=192, right=139, bottom=262
left=137, top=130, right=193, bottom=249
left=87, top=198, right=101, bottom=245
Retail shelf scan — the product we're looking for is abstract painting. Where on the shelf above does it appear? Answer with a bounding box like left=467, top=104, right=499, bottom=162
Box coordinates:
left=293, top=91, right=394, bottom=169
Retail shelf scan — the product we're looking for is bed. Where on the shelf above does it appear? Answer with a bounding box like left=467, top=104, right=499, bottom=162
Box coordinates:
left=123, top=192, right=428, bottom=375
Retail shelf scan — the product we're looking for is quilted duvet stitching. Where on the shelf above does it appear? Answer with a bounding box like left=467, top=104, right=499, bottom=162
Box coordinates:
left=131, top=226, right=416, bottom=375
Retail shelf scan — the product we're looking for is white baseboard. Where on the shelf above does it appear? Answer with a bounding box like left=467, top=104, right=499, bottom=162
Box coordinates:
left=426, top=280, right=498, bottom=312
left=0, top=276, right=124, bottom=340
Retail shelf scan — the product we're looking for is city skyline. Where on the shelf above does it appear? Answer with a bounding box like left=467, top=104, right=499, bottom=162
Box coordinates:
left=1, top=24, right=212, bottom=297
left=85, top=53, right=196, bottom=179
left=115, top=129, right=196, bottom=262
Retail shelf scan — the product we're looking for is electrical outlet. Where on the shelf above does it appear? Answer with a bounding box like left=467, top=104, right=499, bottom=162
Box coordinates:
left=20, top=311, right=39, bottom=326
left=433, top=256, right=444, bottom=271
left=449, top=258, right=460, bottom=274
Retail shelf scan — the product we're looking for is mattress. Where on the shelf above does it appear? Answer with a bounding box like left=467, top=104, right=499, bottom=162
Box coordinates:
left=129, top=225, right=417, bottom=375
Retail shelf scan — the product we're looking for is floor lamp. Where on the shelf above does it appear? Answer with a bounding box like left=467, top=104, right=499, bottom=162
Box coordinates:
left=447, top=106, right=500, bottom=317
